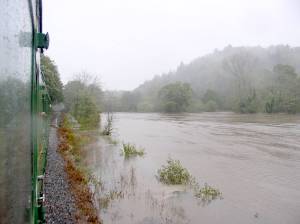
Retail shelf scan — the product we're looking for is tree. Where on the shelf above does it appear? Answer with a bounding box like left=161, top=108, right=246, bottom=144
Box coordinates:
left=204, top=100, right=218, bottom=112
left=72, top=94, right=100, bottom=129
left=158, top=82, right=192, bottom=112
left=223, top=51, right=258, bottom=112
left=63, top=80, right=86, bottom=112
left=63, top=75, right=102, bottom=129
left=202, top=89, right=221, bottom=109
left=120, top=91, right=140, bottom=112
left=269, top=64, right=299, bottom=113
left=41, top=55, right=63, bottom=103
left=222, top=51, right=256, bottom=93
left=100, top=46, right=300, bottom=114
left=238, top=89, right=259, bottom=113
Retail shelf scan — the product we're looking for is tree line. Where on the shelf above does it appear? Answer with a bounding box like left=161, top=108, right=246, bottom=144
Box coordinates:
left=41, top=55, right=102, bottom=129
left=41, top=45, right=300, bottom=116
left=103, top=45, right=300, bottom=114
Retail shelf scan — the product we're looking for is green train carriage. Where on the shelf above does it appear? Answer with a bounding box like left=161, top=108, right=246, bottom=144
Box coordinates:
left=0, top=0, right=51, bottom=223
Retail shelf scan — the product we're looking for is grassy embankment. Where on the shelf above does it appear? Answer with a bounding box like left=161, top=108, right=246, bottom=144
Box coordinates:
left=58, top=113, right=101, bottom=224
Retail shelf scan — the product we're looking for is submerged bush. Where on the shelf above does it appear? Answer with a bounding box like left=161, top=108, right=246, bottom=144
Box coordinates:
left=99, top=190, right=124, bottom=209
left=122, top=143, right=144, bottom=158
left=157, top=159, right=222, bottom=202
left=157, top=159, right=191, bottom=185
left=194, top=183, right=221, bottom=200
left=102, top=112, right=113, bottom=135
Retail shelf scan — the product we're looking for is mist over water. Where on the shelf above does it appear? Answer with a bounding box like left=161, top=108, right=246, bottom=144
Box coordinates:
left=84, top=112, right=300, bottom=224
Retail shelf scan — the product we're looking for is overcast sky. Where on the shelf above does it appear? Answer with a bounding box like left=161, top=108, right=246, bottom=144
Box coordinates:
left=43, top=0, right=300, bottom=90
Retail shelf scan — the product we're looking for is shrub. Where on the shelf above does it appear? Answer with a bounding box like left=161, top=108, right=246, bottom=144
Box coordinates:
left=102, top=113, right=113, bottom=135
left=157, top=159, right=191, bottom=185
left=122, top=143, right=144, bottom=158
left=72, top=94, right=100, bottom=129
left=204, top=100, right=218, bottom=112
left=194, top=183, right=221, bottom=200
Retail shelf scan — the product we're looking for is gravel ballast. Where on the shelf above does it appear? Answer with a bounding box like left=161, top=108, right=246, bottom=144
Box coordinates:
left=44, top=113, right=77, bottom=224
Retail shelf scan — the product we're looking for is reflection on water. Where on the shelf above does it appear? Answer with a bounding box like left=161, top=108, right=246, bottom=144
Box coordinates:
left=83, top=112, right=300, bottom=224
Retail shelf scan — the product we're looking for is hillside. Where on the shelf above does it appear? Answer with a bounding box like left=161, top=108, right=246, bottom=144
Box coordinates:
left=104, top=45, right=300, bottom=113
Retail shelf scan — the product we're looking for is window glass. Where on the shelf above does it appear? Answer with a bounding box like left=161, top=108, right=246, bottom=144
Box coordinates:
left=0, top=0, right=33, bottom=223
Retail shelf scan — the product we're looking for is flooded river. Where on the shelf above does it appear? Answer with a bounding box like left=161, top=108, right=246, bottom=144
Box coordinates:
left=84, top=112, right=300, bottom=224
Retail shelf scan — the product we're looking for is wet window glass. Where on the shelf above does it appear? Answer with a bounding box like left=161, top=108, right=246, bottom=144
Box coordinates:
left=0, top=0, right=33, bottom=223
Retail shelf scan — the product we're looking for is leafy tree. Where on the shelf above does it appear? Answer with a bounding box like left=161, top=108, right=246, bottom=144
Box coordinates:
left=63, top=80, right=86, bottom=112
left=120, top=91, right=140, bottom=112
left=264, top=64, right=299, bottom=113
left=41, top=55, right=63, bottom=103
left=202, top=89, right=221, bottom=109
left=137, top=101, right=154, bottom=112
left=186, top=99, right=204, bottom=112
left=64, top=75, right=102, bottom=129
left=204, top=100, right=218, bottom=112
left=238, top=89, right=259, bottom=113
left=103, top=46, right=300, bottom=114
left=72, top=94, right=99, bottom=129
left=158, top=82, right=192, bottom=112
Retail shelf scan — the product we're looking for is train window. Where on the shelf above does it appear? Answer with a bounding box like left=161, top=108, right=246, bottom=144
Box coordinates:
left=0, top=0, right=34, bottom=223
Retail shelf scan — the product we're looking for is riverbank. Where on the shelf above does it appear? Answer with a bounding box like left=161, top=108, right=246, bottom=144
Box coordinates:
left=45, top=113, right=101, bottom=223
left=44, top=113, right=77, bottom=223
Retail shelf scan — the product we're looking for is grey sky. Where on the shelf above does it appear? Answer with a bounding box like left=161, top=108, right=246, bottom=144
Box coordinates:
left=43, top=0, right=300, bottom=90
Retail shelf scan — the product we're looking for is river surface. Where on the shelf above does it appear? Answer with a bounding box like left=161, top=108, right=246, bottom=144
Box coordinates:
left=83, top=112, right=300, bottom=224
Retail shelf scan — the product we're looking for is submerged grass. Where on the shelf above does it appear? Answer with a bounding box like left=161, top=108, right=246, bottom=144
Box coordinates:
left=157, top=159, right=191, bottom=185
left=102, top=135, right=118, bottom=145
left=58, top=114, right=101, bottom=224
left=122, top=143, right=144, bottom=158
left=194, top=183, right=222, bottom=200
left=99, top=190, right=124, bottom=209
left=158, top=158, right=222, bottom=201
left=101, top=113, right=113, bottom=136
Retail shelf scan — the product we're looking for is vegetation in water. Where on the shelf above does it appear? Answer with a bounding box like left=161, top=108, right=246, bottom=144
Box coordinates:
left=157, top=159, right=191, bottom=185
left=98, top=167, right=137, bottom=209
left=194, top=183, right=222, bottom=201
left=102, top=135, right=118, bottom=145
left=102, top=112, right=113, bottom=135
left=122, top=143, right=144, bottom=158
left=99, top=190, right=124, bottom=209
left=109, top=138, right=118, bottom=145
left=158, top=158, right=222, bottom=202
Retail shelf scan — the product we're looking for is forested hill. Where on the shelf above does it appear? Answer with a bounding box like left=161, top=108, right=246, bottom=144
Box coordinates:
left=104, top=45, right=300, bottom=113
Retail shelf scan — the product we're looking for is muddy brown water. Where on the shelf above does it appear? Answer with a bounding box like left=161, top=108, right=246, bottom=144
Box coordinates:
left=83, top=112, right=300, bottom=224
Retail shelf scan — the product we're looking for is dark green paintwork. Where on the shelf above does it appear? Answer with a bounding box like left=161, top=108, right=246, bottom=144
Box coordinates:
left=30, top=1, right=51, bottom=223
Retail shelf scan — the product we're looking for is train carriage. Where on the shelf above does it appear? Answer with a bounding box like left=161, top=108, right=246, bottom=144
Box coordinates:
left=0, top=0, right=50, bottom=223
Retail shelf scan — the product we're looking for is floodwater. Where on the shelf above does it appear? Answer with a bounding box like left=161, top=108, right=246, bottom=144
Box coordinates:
left=83, top=112, right=300, bottom=224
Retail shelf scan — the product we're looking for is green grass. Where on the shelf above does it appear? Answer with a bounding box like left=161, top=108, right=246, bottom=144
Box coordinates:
left=99, top=190, right=124, bottom=209
left=110, top=139, right=118, bottom=145
left=122, top=143, right=144, bottom=158
left=102, top=113, right=113, bottom=136
left=103, top=135, right=118, bottom=145
left=157, top=158, right=222, bottom=201
left=194, top=183, right=222, bottom=200
left=157, top=159, right=191, bottom=185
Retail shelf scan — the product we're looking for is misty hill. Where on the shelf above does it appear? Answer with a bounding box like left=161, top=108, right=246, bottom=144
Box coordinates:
left=104, top=45, right=300, bottom=113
